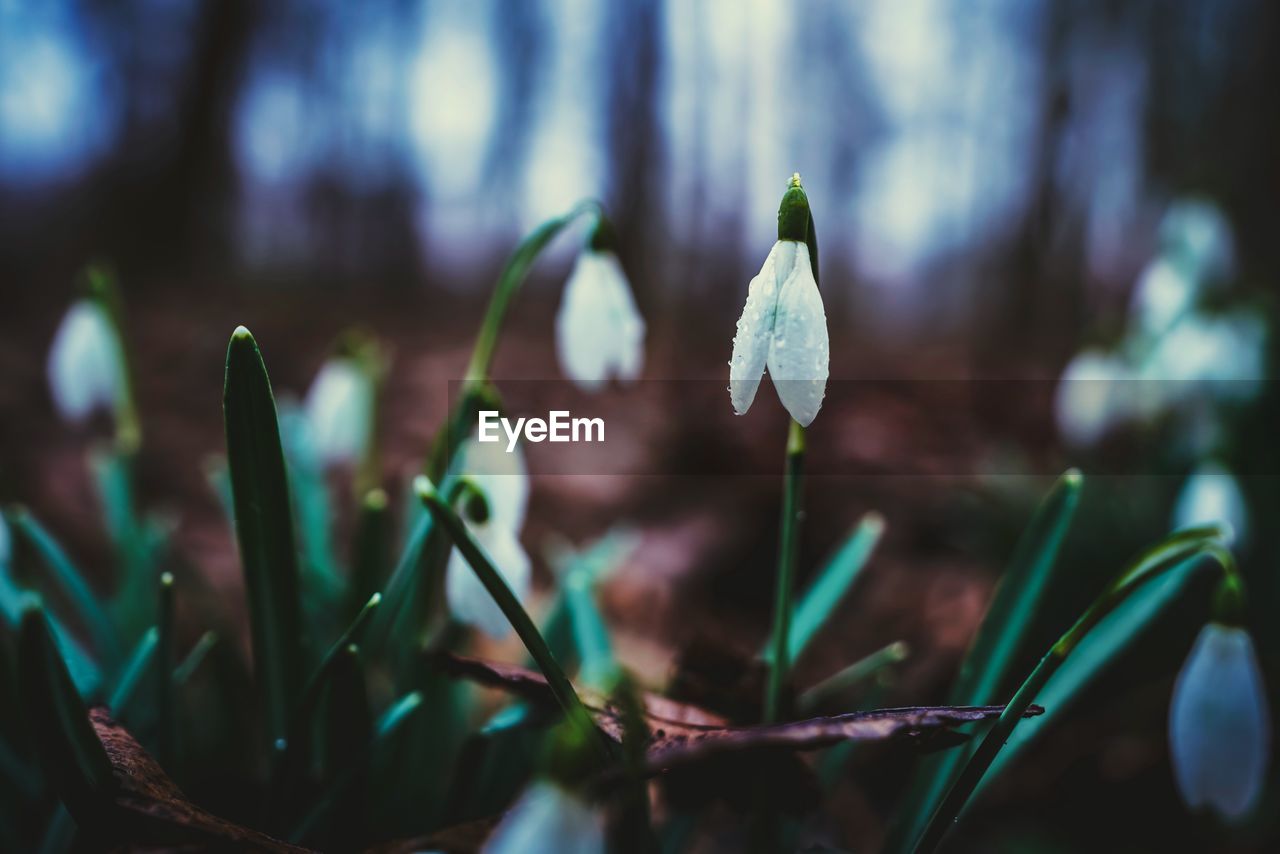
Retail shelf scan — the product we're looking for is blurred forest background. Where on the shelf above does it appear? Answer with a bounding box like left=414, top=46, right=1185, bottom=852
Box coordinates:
left=2, top=0, right=1279, bottom=851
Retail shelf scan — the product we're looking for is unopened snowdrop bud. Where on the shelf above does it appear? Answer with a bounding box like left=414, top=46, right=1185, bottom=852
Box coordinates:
left=47, top=299, right=125, bottom=424
left=446, top=437, right=532, bottom=638
left=1169, top=580, right=1270, bottom=823
left=555, top=216, right=645, bottom=392
left=1172, top=461, right=1248, bottom=547
left=729, top=173, right=829, bottom=426
left=482, top=780, right=605, bottom=854
left=303, top=357, right=374, bottom=466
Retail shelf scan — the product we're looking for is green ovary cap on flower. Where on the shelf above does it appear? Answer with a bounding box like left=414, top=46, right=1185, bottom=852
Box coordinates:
left=47, top=299, right=126, bottom=424
left=728, top=173, right=829, bottom=426
left=555, top=227, right=645, bottom=392
left=1168, top=622, right=1270, bottom=822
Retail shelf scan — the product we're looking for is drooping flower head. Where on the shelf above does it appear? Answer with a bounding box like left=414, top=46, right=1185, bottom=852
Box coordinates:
left=446, top=434, right=532, bottom=638
left=1172, top=460, right=1248, bottom=547
left=1169, top=576, right=1270, bottom=822
left=729, top=173, right=829, bottom=426
left=482, top=780, right=605, bottom=854
left=304, top=355, right=375, bottom=466
left=47, top=298, right=126, bottom=425
left=556, top=216, right=645, bottom=392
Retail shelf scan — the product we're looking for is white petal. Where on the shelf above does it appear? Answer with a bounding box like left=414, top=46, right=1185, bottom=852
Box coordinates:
left=1169, top=624, right=1270, bottom=822
left=728, top=242, right=784, bottom=415
left=47, top=301, right=124, bottom=423
left=455, top=437, right=530, bottom=531
left=446, top=523, right=532, bottom=639
left=1160, top=198, right=1235, bottom=285
left=556, top=252, right=645, bottom=391
left=766, top=243, right=828, bottom=426
left=1172, top=461, right=1248, bottom=546
left=303, top=358, right=372, bottom=465
left=1129, top=257, right=1196, bottom=340
left=483, top=781, right=605, bottom=854
left=1053, top=349, right=1132, bottom=447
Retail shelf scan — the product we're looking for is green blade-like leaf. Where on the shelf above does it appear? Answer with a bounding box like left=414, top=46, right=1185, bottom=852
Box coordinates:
left=7, top=509, right=121, bottom=668
left=564, top=570, right=617, bottom=692
left=108, top=626, right=158, bottom=720
left=173, top=631, right=218, bottom=685
left=278, top=403, right=345, bottom=604
left=16, top=605, right=115, bottom=824
left=766, top=512, right=885, bottom=665
left=967, top=556, right=1203, bottom=809
left=888, top=470, right=1080, bottom=852
left=911, top=526, right=1229, bottom=852
left=223, top=326, right=306, bottom=746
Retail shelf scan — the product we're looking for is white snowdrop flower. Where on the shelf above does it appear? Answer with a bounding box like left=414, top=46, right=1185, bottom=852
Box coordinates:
left=1172, top=461, right=1248, bottom=547
left=1139, top=310, right=1267, bottom=406
left=483, top=780, right=605, bottom=854
left=446, top=436, right=532, bottom=638
left=1129, top=257, right=1197, bottom=340
left=556, top=232, right=645, bottom=391
left=1169, top=622, right=1270, bottom=822
left=1054, top=349, right=1133, bottom=447
left=47, top=299, right=125, bottom=423
left=729, top=174, right=829, bottom=426
left=1160, top=198, right=1234, bottom=285
left=303, top=357, right=373, bottom=466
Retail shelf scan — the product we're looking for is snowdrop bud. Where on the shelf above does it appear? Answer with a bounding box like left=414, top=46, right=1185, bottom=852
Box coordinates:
left=1129, top=257, right=1196, bottom=340
left=729, top=173, right=829, bottom=426
left=555, top=218, right=645, bottom=392
left=447, top=437, right=532, bottom=638
left=483, top=780, right=605, bottom=854
left=303, top=357, right=374, bottom=466
left=1172, top=461, right=1248, bottom=547
left=1169, top=620, right=1270, bottom=822
left=47, top=299, right=125, bottom=423
left=1160, top=198, right=1234, bottom=285
left=1054, top=349, right=1132, bottom=447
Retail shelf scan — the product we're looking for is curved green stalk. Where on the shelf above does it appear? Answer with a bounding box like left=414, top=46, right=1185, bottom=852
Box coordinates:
left=415, top=477, right=610, bottom=762
left=913, top=525, right=1235, bottom=853
left=765, top=419, right=805, bottom=723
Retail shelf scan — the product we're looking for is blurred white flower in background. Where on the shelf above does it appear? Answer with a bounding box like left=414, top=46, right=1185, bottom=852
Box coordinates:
left=304, top=357, right=374, bottom=466
left=1171, top=461, right=1248, bottom=547
left=555, top=248, right=645, bottom=391
left=1057, top=197, right=1266, bottom=450
left=482, top=780, right=605, bottom=854
left=446, top=436, right=531, bottom=638
left=47, top=299, right=124, bottom=423
left=1169, top=622, right=1270, bottom=822
left=1128, top=257, right=1197, bottom=341
left=729, top=239, right=829, bottom=426
left=1053, top=348, right=1132, bottom=448
left=1159, top=198, right=1235, bottom=285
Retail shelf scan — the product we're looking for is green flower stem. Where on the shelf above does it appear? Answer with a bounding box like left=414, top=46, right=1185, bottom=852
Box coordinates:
left=765, top=418, right=806, bottom=723
left=414, top=477, right=610, bottom=762
left=85, top=265, right=141, bottom=453
left=913, top=529, right=1238, bottom=853
left=425, top=201, right=603, bottom=479
left=464, top=200, right=603, bottom=385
